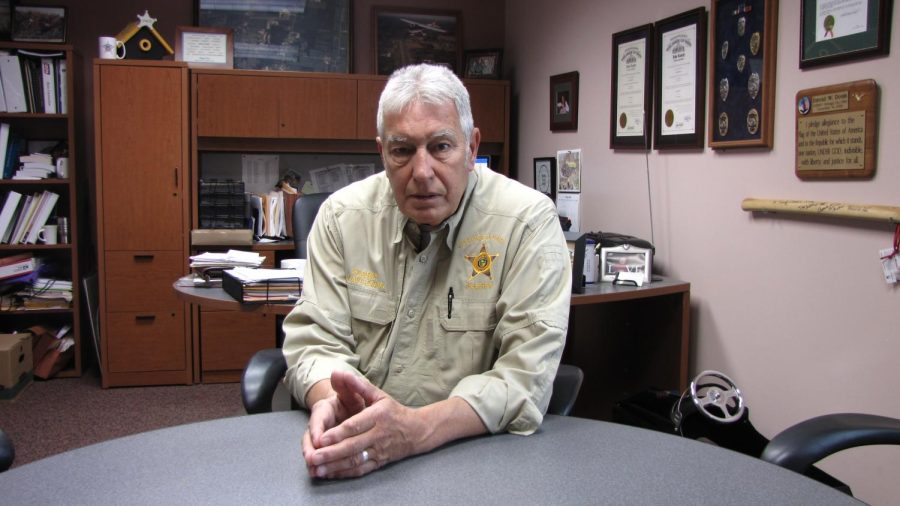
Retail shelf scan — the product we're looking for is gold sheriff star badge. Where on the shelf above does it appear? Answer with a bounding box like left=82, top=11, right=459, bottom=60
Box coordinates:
left=466, top=243, right=500, bottom=280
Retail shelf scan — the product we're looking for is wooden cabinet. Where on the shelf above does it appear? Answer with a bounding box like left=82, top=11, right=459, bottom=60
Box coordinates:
left=199, top=309, right=275, bottom=383
left=0, top=43, right=82, bottom=378
left=94, top=60, right=191, bottom=387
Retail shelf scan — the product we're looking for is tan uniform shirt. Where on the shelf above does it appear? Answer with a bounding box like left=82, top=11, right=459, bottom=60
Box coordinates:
left=282, top=166, right=571, bottom=434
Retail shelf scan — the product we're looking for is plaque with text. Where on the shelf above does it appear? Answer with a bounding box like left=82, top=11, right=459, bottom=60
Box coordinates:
left=795, top=80, right=877, bottom=179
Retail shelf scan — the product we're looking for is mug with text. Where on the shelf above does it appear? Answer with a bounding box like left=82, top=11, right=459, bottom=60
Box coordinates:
left=38, top=224, right=58, bottom=245
left=99, top=36, right=126, bottom=60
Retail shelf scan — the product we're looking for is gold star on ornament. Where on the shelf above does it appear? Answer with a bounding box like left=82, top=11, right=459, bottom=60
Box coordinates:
left=465, top=243, right=500, bottom=280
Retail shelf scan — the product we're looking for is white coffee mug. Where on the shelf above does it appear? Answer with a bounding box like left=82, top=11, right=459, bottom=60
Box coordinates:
left=38, top=224, right=58, bottom=245
left=55, top=157, right=68, bottom=179
left=99, top=36, right=126, bottom=60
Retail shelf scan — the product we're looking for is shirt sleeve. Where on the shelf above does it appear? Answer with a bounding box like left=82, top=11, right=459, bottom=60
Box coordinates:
left=281, top=200, right=361, bottom=408
left=449, top=201, right=572, bottom=435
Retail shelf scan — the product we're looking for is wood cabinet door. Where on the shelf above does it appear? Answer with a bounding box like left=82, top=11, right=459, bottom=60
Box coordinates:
left=279, top=77, right=357, bottom=139
left=98, top=65, right=185, bottom=251
left=356, top=78, right=386, bottom=140
left=200, top=309, right=275, bottom=373
left=467, top=82, right=507, bottom=143
left=107, top=309, right=186, bottom=373
left=104, top=251, right=184, bottom=312
left=196, top=74, right=280, bottom=137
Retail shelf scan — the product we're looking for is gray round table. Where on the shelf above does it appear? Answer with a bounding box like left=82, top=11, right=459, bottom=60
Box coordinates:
left=0, top=412, right=860, bottom=505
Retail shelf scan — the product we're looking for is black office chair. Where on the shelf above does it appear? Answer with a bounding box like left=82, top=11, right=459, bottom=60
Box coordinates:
left=291, top=192, right=331, bottom=259
left=242, top=349, right=583, bottom=417
left=0, top=428, right=14, bottom=472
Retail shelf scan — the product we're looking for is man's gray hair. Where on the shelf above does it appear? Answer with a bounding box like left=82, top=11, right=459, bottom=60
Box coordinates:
left=376, top=64, right=473, bottom=144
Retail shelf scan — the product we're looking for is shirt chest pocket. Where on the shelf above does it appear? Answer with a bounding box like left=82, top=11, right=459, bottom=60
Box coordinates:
left=348, top=288, right=396, bottom=373
left=437, top=299, right=498, bottom=375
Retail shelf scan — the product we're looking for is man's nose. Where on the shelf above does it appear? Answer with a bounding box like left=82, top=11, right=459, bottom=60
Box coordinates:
left=411, top=148, right=435, bottom=180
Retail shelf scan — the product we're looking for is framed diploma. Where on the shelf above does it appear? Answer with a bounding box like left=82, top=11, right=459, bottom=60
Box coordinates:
left=610, top=24, right=654, bottom=150
left=708, top=0, right=778, bottom=150
left=653, top=7, right=708, bottom=149
left=800, top=0, right=893, bottom=68
left=175, top=26, right=233, bottom=69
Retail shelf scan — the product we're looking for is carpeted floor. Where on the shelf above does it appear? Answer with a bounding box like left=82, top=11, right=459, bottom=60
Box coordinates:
left=0, top=365, right=246, bottom=469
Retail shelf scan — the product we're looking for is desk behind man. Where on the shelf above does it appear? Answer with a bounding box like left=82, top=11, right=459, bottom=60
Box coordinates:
left=281, top=63, right=571, bottom=479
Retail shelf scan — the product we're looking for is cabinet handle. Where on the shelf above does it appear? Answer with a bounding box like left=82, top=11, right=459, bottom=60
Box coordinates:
left=135, top=315, right=156, bottom=321
left=133, top=254, right=155, bottom=261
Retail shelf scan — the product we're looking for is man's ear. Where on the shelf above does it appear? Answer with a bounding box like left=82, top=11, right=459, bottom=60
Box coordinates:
left=468, top=127, right=482, bottom=171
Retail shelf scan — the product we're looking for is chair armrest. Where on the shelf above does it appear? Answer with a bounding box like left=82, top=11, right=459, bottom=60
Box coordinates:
left=547, top=364, right=584, bottom=416
left=761, top=413, right=900, bottom=473
left=241, top=348, right=288, bottom=415
left=0, top=428, right=14, bottom=472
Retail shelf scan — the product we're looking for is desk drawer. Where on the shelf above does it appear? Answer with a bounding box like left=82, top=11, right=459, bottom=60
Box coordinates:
left=106, top=309, right=186, bottom=373
left=200, top=309, right=275, bottom=373
left=105, top=251, right=184, bottom=312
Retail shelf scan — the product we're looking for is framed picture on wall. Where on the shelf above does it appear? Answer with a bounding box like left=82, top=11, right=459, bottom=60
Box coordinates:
left=533, top=157, right=557, bottom=202
left=708, top=0, right=778, bottom=149
left=373, top=7, right=462, bottom=76
left=800, top=0, right=893, bottom=68
left=195, top=0, right=351, bottom=72
left=610, top=24, right=654, bottom=149
left=653, top=7, right=707, bottom=149
left=11, top=5, right=66, bottom=43
left=550, top=71, right=579, bottom=131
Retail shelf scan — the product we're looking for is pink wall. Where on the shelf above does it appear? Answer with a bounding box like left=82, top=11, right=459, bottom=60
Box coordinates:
left=507, top=1, right=899, bottom=503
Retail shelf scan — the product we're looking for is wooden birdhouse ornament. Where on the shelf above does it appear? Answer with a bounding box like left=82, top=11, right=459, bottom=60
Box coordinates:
left=115, top=10, right=174, bottom=60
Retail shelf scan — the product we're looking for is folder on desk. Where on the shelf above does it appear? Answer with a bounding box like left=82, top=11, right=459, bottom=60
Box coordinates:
left=222, top=267, right=303, bottom=303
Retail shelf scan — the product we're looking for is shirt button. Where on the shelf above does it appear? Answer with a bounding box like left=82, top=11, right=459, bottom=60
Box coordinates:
left=395, top=365, right=404, bottom=373
left=407, top=309, right=415, bottom=318
left=418, top=254, right=427, bottom=263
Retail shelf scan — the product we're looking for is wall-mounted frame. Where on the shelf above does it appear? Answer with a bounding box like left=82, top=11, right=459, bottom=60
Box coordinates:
left=11, top=5, right=66, bottom=43
left=175, top=26, right=234, bottom=69
left=373, top=7, right=462, bottom=76
left=533, top=157, right=557, bottom=202
left=708, top=0, right=778, bottom=149
left=653, top=7, right=707, bottom=149
left=610, top=24, right=654, bottom=149
left=195, top=0, right=351, bottom=72
left=800, top=0, right=893, bottom=68
left=464, top=48, right=502, bottom=79
left=550, top=71, right=579, bottom=132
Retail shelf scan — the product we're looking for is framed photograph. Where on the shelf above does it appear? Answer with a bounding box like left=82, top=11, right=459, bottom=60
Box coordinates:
left=464, top=48, right=502, bottom=79
left=653, top=7, right=707, bottom=149
left=556, top=148, right=582, bottom=193
left=550, top=71, right=579, bottom=131
left=708, top=0, right=779, bottom=149
left=610, top=24, right=654, bottom=149
left=600, top=245, right=653, bottom=283
left=800, top=0, right=893, bottom=68
left=373, top=7, right=462, bottom=76
left=175, top=26, right=234, bottom=69
left=11, top=5, right=66, bottom=43
left=196, top=0, right=351, bottom=72
left=533, top=157, right=557, bottom=202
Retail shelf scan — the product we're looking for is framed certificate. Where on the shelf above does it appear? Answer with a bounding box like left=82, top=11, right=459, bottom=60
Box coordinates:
left=800, top=0, right=893, bottom=68
left=175, top=26, right=233, bottom=69
left=653, top=7, right=708, bottom=149
left=708, top=0, right=779, bottom=149
left=610, top=24, right=654, bottom=150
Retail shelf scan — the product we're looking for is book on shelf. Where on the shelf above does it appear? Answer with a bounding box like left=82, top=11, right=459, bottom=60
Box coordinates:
left=0, top=190, right=22, bottom=241
left=3, top=190, right=58, bottom=244
left=0, top=54, right=26, bottom=113
left=2, top=131, right=25, bottom=179
left=23, top=191, right=59, bottom=244
left=0, top=253, right=35, bottom=281
left=0, top=50, right=66, bottom=114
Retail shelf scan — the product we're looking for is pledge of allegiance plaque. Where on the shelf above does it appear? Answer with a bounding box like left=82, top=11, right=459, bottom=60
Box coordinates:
left=795, top=80, right=877, bottom=179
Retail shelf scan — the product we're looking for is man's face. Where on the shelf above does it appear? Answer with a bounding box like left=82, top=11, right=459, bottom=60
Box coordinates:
left=378, top=101, right=480, bottom=226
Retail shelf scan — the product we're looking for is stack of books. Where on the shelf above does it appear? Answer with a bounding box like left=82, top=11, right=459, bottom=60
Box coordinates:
left=24, top=277, right=72, bottom=309
left=14, top=152, right=55, bottom=179
left=0, top=123, right=67, bottom=180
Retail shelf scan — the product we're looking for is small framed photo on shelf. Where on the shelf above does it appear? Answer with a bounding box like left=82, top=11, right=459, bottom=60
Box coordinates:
left=708, top=0, right=778, bottom=149
left=600, top=245, right=653, bottom=283
left=550, top=71, right=579, bottom=131
left=464, top=49, right=502, bottom=79
left=11, top=5, right=66, bottom=43
left=533, top=157, right=556, bottom=202
left=610, top=24, right=654, bottom=150
left=0, top=1, right=11, bottom=41
left=653, top=7, right=707, bottom=149
left=800, top=0, right=892, bottom=68
left=373, top=7, right=462, bottom=76
left=175, top=26, right=234, bottom=69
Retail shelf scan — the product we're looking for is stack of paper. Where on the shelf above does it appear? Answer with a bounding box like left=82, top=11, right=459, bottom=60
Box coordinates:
left=188, top=249, right=266, bottom=284
left=223, top=267, right=303, bottom=303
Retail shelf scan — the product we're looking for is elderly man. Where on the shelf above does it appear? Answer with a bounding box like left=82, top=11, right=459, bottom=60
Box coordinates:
left=282, top=63, right=571, bottom=479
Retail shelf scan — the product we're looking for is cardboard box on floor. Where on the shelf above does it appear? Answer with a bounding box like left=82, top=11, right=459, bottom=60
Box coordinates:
left=0, top=333, right=32, bottom=391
